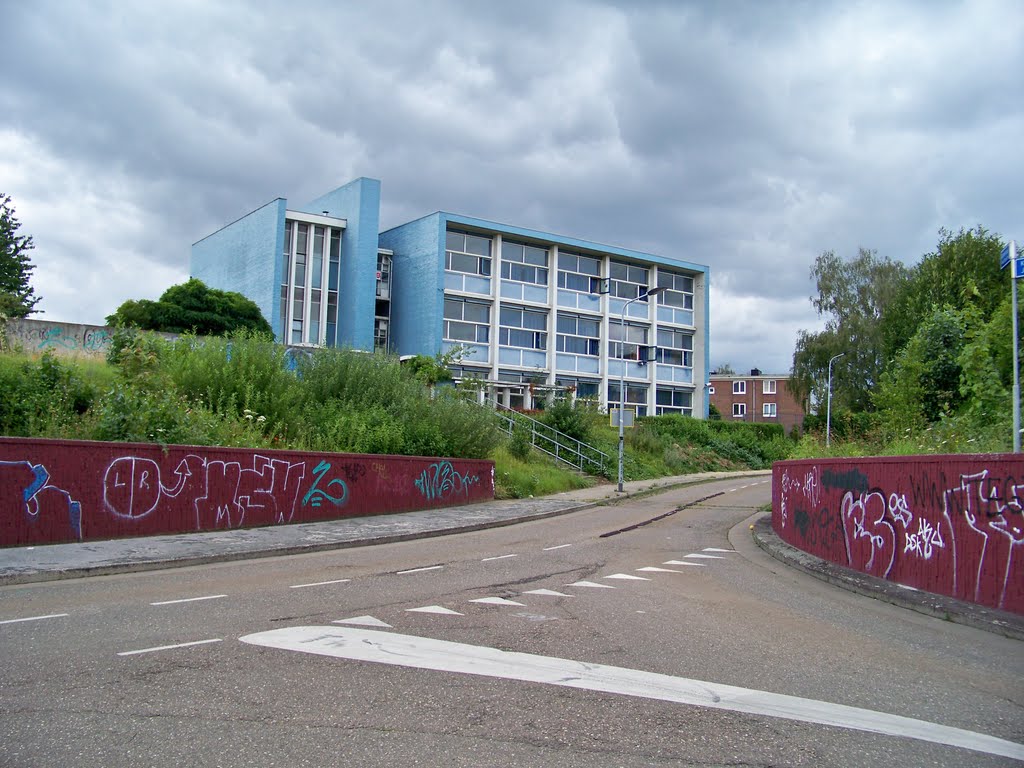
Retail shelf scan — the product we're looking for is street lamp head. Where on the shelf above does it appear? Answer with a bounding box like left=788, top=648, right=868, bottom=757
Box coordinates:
left=643, top=286, right=667, bottom=298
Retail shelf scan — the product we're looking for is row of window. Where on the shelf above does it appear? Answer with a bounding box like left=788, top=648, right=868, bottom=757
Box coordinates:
left=446, top=229, right=694, bottom=308
left=732, top=402, right=778, bottom=418
left=281, top=221, right=342, bottom=346
left=729, top=380, right=778, bottom=395
left=443, top=298, right=693, bottom=365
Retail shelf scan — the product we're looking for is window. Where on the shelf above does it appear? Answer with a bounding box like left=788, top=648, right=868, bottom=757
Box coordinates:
left=556, top=313, right=600, bottom=356
left=733, top=403, right=747, bottom=417
left=445, top=230, right=492, bottom=276
left=609, top=261, right=650, bottom=300
left=656, top=388, right=693, bottom=416
left=708, top=386, right=715, bottom=395
left=609, top=320, right=649, bottom=360
left=763, top=402, right=777, bottom=418
left=499, top=306, right=547, bottom=349
left=608, top=382, right=649, bottom=417
left=501, top=242, right=549, bottom=286
left=733, top=380, right=746, bottom=395
left=763, top=379, right=777, bottom=394
left=557, top=251, right=602, bottom=293
left=282, top=220, right=342, bottom=346
left=656, top=270, right=694, bottom=310
left=556, top=376, right=600, bottom=399
left=374, top=318, right=389, bottom=351
left=443, top=298, right=490, bottom=343
left=655, top=328, right=693, bottom=367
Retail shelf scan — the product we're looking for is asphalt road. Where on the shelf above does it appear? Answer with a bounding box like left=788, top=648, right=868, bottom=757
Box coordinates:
left=2, top=477, right=1021, bottom=767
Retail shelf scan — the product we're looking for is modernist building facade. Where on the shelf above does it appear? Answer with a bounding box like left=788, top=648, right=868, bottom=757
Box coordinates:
left=708, top=370, right=805, bottom=434
left=192, top=178, right=710, bottom=418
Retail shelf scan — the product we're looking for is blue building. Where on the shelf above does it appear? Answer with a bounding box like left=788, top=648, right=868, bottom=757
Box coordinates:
left=192, top=178, right=710, bottom=417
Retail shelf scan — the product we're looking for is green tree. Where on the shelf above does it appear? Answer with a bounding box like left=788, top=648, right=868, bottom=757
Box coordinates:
left=881, top=226, right=1005, bottom=361
left=107, top=278, right=272, bottom=336
left=0, top=193, right=41, bottom=318
left=792, top=248, right=909, bottom=412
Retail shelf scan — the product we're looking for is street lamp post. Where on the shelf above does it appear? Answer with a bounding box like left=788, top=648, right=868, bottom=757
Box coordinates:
left=617, top=286, right=665, bottom=492
left=825, top=352, right=845, bottom=448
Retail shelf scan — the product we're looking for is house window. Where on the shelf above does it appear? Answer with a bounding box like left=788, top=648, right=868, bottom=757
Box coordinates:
left=609, top=261, right=650, bottom=300
left=733, top=402, right=747, bottom=417
left=557, top=251, right=602, bottom=293
left=763, top=402, right=777, bottom=418
left=499, top=306, right=547, bottom=349
left=501, top=242, right=549, bottom=286
left=609, top=320, right=649, bottom=360
left=556, top=313, right=600, bottom=356
left=655, top=328, right=693, bottom=367
left=443, top=297, right=490, bottom=343
left=656, top=388, right=693, bottom=416
left=445, top=230, right=492, bottom=276
left=708, top=386, right=715, bottom=395
left=763, top=379, right=777, bottom=394
left=556, top=375, right=600, bottom=400
left=282, top=220, right=342, bottom=346
left=608, top=381, right=648, bottom=417
left=656, top=270, right=694, bottom=311
left=733, top=380, right=746, bottom=395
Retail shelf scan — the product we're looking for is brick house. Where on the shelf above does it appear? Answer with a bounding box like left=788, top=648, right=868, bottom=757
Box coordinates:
left=708, top=369, right=805, bottom=435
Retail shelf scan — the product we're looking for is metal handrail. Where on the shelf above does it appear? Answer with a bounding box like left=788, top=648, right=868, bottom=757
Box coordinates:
left=484, top=397, right=610, bottom=473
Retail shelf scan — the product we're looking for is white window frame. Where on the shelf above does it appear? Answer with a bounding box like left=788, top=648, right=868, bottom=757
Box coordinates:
left=763, top=402, right=777, bottom=418
left=501, top=242, right=549, bottom=286
left=763, top=379, right=777, bottom=394
left=733, top=402, right=746, bottom=417
left=445, top=230, right=492, bottom=277
left=556, top=313, right=600, bottom=357
left=498, top=305, right=548, bottom=350
left=557, top=251, right=602, bottom=293
left=733, top=380, right=746, bottom=395
left=443, top=297, right=490, bottom=344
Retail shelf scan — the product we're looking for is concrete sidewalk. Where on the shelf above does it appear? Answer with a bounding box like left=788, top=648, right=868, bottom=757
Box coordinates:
left=0, top=470, right=767, bottom=586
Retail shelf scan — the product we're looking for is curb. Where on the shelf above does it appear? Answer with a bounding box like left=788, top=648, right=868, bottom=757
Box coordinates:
left=750, top=515, right=1024, bottom=642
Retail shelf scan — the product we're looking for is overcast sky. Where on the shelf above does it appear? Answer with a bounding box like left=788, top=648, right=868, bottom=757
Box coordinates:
left=3, top=0, right=1021, bottom=374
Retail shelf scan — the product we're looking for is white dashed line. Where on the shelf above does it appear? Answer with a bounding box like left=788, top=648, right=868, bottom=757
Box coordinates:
left=523, top=589, right=572, bottom=597
left=702, top=548, right=735, bottom=553
left=333, top=616, right=392, bottom=628
left=543, top=544, right=573, bottom=551
left=406, top=605, right=463, bottom=615
left=637, top=567, right=685, bottom=573
left=663, top=560, right=706, bottom=567
left=118, top=638, right=222, bottom=656
left=470, top=597, right=525, bottom=606
left=396, top=565, right=444, bottom=575
left=604, top=574, right=651, bottom=581
left=567, top=580, right=616, bottom=589
left=289, top=578, right=351, bottom=589
left=482, top=554, right=518, bottom=562
left=0, top=613, right=69, bottom=625
left=683, top=554, right=724, bottom=560
left=150, top=595, right=227, bottom=606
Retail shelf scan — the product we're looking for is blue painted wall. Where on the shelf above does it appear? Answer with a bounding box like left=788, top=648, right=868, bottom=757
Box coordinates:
left=191, top=198, right=286, bottom=340
left=300, top=178, right=381, bottom=350
left=379, top=213, right=445, bottom=357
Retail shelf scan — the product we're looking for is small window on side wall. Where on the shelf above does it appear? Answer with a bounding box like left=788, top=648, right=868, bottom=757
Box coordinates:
left=732, top=403, right=746, bottom=417
left=733, top=380, right=746, bottom=395
left=763, top=379, right=777, bottom=394
left=763, top=402, right=777, bottom=418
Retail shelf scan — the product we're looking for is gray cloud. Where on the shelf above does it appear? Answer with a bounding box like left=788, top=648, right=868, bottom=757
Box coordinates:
left=2, top=0, right=1021, bottom=376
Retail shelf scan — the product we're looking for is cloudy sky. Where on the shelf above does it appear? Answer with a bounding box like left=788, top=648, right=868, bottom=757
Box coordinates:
left=2, top=0, right=1021, bottom=374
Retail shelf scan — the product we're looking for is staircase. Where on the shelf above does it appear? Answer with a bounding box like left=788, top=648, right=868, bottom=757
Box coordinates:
left=486, top=398, right=610, bottom=474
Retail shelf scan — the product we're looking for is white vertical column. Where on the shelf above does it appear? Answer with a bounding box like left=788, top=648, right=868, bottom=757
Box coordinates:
left=648, top=265, right=659, bottom=416
left=599, top=254, right=611, bottom=411
left=489, top=233, right=501, bottom=382
left=547, top=245, right=558, bottom=389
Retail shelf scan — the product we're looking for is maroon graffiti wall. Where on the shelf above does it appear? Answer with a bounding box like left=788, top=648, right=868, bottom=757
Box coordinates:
left=0, top=437, right=494, bottom=547
left=773, top=456, right=1024, bottom=615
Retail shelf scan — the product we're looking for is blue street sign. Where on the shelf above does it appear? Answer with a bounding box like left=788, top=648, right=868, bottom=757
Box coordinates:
left=1016, top=257, right=1024, bottom=280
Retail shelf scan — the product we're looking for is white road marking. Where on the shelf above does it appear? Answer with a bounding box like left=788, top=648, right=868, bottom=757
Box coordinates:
left=333, top=616, right=392, bottom=628
left=289, top=578, right=351, bottom=589
left=470, top=597, right=525, bottom=606
left=118, top=638, right=222, bottom=656
left=637, top=567, right=685, bottom=573
left=543, top=544, right=573, bottom=551
left=702, top=548, right=734, bottom=553
left=604, top=574, right=651, bottom=581
left=727, top=488, right=738, bottom=492
left=482, top=554, right=518, bottom=562
left=240, top=626, right=1024, bottom=762
left=150, top=594, right=227, bottom=606
left=396, top=565, right=444, bottom=575
left=523, top=589, right=572, bottom=597
left=406, top=605, right=463, bottom=615
left=683, top=554, right=724, bottom=560
left=0, top=613, right=69, bottom=625
left=663, top=560, right=706, bottom=567
left=567, top=580, right=615, bottom=589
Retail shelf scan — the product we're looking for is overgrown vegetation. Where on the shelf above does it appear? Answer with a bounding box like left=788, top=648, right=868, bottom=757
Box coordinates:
left=793, top=226, right=1020, bottom=456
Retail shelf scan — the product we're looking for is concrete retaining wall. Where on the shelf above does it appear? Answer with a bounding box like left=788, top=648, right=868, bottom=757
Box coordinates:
left=772, top=456, right=1024, bottom=615
left=0, top=437, right=494, bottom=546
